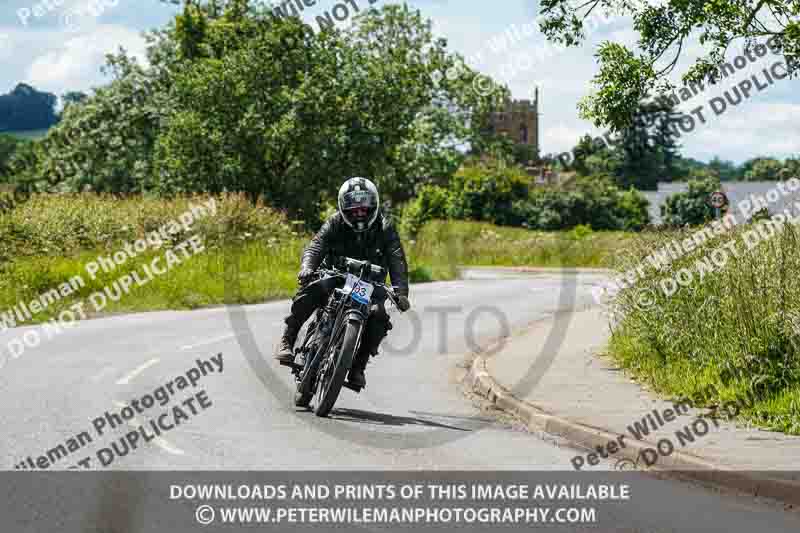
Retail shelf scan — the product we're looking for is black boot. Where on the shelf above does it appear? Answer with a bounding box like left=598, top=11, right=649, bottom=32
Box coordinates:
left=348, top=349, right=370, bottom=388
left=274, top=318, right=302, bottom=363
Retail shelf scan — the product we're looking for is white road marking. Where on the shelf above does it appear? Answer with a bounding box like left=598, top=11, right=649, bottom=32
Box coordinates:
left=180, top=334, right=235, bottom=351
left=115, top=358, right=160, bottom=385
left=113, top=401, right=186, bottom=456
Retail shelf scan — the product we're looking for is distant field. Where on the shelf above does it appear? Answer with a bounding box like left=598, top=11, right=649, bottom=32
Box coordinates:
left=3, top=129, right=49, bottom=140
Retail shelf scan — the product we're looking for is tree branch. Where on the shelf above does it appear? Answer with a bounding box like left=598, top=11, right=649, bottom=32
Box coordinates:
left=743, top=0, right=769, bottom=34
left=655, top=38, right=684, bottom=76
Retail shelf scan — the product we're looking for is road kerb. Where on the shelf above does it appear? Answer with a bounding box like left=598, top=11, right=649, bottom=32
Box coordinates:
left=466, top=354, right=800, bottom=508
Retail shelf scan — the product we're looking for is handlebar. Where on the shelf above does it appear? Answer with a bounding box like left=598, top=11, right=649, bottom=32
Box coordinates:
left=314, top=266, right=401, bottom=306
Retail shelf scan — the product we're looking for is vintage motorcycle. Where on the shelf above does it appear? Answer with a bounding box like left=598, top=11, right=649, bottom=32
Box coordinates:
left=279, top=257, right=402, bottom=417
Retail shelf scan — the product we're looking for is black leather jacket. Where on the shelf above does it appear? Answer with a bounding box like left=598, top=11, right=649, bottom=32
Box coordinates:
left=301, top=212, right=410, bottom=297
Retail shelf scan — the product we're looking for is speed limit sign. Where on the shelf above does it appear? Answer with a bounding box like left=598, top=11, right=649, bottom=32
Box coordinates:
left=708, top=191, right=728, bottom=209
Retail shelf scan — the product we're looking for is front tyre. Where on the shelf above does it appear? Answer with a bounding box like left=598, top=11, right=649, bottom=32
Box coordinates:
left=312, top=319, right=361, bottom=417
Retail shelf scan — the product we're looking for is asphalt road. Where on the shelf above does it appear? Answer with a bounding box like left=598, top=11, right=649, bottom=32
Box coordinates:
left=1, top=269, right=799, bottom=532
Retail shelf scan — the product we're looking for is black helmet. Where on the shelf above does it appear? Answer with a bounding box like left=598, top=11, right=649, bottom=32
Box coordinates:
left=338, top=177, right=380, bottom=232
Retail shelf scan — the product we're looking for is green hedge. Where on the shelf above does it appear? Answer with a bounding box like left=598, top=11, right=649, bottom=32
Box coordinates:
left=401, top=163, right=650, bottom=235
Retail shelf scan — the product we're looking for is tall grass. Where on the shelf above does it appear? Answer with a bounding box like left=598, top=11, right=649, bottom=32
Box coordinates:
left=0, top=193, right=303, bottom=324
left=1, top=195, right=631, bottom=329
left=408, top=220, right=631, bottom=274
left=609, top=219, right=800, bottom=434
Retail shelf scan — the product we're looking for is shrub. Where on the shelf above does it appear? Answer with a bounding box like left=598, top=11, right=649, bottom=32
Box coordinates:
left=617, top=187, right=651, bottom=231
left=0, top=134, right=29, bottom=183
left=660, top=177, right=719, bottom=226
left=399, top=184, right=452, bottom=237
left=446, top=161, right=530, bottom=226
left=512, top=176, right=650, bottom=231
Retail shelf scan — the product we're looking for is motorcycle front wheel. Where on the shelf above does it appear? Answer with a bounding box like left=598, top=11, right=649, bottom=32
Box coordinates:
left=312, top=318, right=361, bottom=417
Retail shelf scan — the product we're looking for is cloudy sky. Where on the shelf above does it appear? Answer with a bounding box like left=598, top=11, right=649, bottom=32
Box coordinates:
left=0, top=0, right=798, bottom=163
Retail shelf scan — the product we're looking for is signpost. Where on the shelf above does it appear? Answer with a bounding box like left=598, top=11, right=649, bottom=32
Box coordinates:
left=708, top=190, right=728, bottom=219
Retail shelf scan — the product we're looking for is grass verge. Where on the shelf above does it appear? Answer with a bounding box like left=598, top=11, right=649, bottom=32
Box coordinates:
left=608, top=219, right=800, bottom=434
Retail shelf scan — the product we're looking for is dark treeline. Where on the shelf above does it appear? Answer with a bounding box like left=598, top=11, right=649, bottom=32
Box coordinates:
left=0, top=84, right=59, bottom=133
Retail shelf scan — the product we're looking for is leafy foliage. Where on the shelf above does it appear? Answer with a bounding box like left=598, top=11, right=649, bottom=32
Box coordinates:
left=401, top=161, right=650, bottom=233
left=399, top=184, right=451, bottom=237
left=446, top=159, right=531, bottom=226
left=743, top=157, right=795, bottom=181
left=12, top=1, right=506, bottom=226
left=0, top=134, right=29, bottom=182
left=514, top=176, right=651, bottom=231
left=539, top=0, right=800, bottom=130
left=562, top=98, right=683, bottom=190
left=660, top=177, right=721, bottom=227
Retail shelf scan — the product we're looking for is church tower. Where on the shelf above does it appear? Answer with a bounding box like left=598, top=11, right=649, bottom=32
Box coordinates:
left=487, top=88, right=540, bottom=158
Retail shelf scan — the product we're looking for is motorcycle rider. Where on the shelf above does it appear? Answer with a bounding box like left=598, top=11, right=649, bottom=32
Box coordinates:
left=274, top=177, right=411, bottom=388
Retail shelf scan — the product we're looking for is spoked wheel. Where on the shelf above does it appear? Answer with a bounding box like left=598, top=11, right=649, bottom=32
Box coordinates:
left=312, top=319, right=361, bottom=417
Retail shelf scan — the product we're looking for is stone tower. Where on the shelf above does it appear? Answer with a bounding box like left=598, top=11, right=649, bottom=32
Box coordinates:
left=488, top=88, right=540, bottom=157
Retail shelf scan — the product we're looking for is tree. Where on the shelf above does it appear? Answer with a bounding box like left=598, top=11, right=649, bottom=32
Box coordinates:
left=614, top=98, right=683, bottom=189
left=446, top=158, right=531, bottom=226
left=571, top=134, right=610, bottom=176
left=743, top=157, right=786, bottom=180
left=512, top=143, right=540, bottom=167
left=0, top=134, right=27, bottom=182
left=567, top=98, right=683, bottom=188
left=61, top=91, right=88, bottom=110
left=512, top=175, right=650, bottom=230
left=539, top=0, right=800, bottom=131
left=708, top=156, right=739, bottom=181
left=14, top=1, right=506, bottom=224
left=0, top=84, right=58, bottom=132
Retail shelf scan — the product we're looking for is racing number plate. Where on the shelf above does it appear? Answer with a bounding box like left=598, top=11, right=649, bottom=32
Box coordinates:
left=344, top=274, right=374, bottom=305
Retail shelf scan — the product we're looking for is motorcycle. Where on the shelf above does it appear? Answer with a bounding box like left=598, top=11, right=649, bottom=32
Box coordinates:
left=279, top=257, right=402, bottom=417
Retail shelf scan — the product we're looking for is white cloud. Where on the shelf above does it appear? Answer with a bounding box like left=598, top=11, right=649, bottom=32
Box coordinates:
left=25, top=24, right=147, bottom=96
left=684, top=102, right=800, bottom=161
